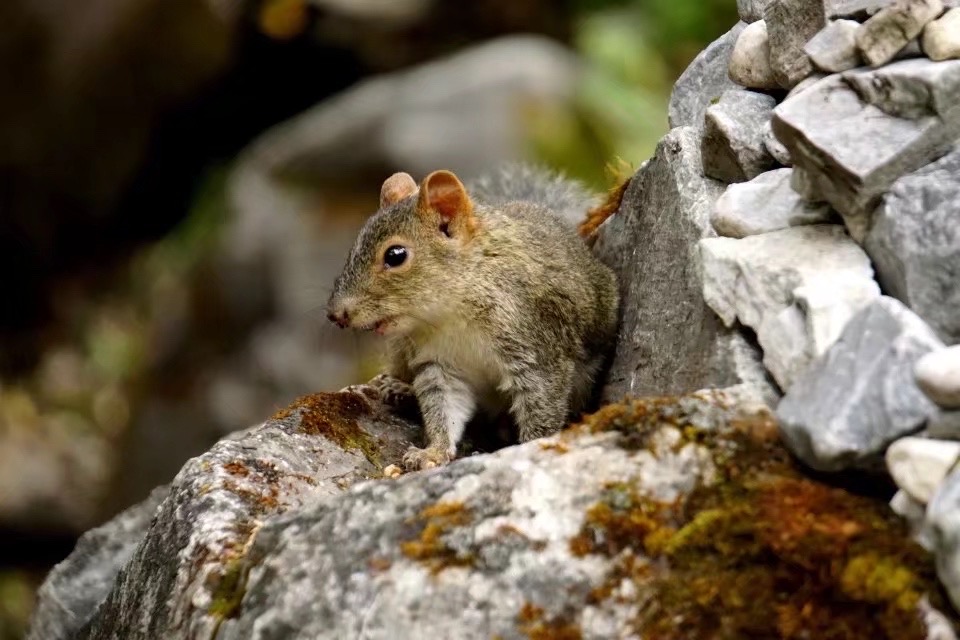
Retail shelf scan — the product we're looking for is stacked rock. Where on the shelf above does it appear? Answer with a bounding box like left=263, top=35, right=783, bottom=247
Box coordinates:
left=683, top=0, right=960, bottom=611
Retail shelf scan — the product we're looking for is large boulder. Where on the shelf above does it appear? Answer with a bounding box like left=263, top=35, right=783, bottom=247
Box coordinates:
left=30, top=389, right=958, bottom=639
left=593, top=126, right=777, bottom=406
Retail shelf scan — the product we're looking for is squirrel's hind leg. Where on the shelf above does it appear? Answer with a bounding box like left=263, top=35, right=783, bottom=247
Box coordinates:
left=508, top=359, right=576, bottom=442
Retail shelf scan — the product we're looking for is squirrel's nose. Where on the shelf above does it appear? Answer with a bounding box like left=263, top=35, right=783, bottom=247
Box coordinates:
left=327, top=308, right=350, bottom=329
left=326, top=298, right=352, bottom=329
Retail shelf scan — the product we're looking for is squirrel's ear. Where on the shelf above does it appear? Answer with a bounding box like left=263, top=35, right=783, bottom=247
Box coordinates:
left=417, top=170, right=475, bottom=237
left=380, top=172, right=418, bottom=209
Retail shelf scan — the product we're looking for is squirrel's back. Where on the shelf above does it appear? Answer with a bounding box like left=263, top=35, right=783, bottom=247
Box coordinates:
left=467, top=164, right=599, bottom=229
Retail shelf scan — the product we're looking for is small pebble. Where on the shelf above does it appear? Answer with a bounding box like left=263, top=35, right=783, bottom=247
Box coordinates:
left=916, top=345, right=960, bottom=409
left=383, top=464, right=403, bottom=478
left=923, top=7, right=960, bottom=60
left=729, top=20, right=781, bottom=89
left=886, top=436, right=960, bottom=504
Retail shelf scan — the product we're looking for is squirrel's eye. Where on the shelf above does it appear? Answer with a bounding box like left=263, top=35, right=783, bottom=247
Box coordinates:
left=383, top=245, right=408, bottom=268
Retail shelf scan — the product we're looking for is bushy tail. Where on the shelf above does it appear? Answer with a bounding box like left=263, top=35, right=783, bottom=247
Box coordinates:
left=467, top=163, right=598, bottom=228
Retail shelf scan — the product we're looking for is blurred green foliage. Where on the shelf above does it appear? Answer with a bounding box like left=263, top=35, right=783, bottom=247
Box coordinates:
left=532, top=0, right=737, bottom=188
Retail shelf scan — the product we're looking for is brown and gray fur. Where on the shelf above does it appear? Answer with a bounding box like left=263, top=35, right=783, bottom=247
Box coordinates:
left=327, top=164, right=619, bottom=470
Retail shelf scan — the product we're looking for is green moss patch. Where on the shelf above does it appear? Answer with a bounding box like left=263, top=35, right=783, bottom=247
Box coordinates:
left=568, top=395, right=950, bottom=640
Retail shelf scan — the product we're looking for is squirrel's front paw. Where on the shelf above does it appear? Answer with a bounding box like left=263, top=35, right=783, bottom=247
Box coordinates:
left=402, top=446, right=452, bottom=471
left=369, top=374, right=415, bottom=408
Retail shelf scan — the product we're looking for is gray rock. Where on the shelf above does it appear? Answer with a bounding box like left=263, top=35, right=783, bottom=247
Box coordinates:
left=701, top=90, right=779, bottom=182
left=772, top=71, right=960, bottom=241
left=669, top=22, right=747, bottom=128
left=786, top=72, right=827, bottom=98
left=890, top=489, right=936, bottom=549
left=241, top=35, right=580, bottom=182
left=42, top=386, right=422, bottom=640
left=829, top=0, right=959, bottom=19
left=856, top=0, right=944, bottom=67
left=929, top=410, right=960, bottom=438
left=738, top=0, right=776, bottom=22
left=27, top=487, right=170, bottom=640
left=923, top=8, right=960, bottom=60
left=728, top=20, right=781, bottom=90
left=805, top=19, right=862, bottom=71
left=593, top=127, right=778, bottom=405
left=843, top=58, right=960, bottom=119
left=763, top=119, right=793, bottom=165
left=711, top=168, right=834, bottom=238
left=777, top=296, right=943, bottom=471
left=700, top=225, right=880, bottom=390
left=916, top=346, right=960, bottom=409
left=864, top=148, right=960, bottom=343
left=46, top=387, right=955, bottom=639
left=764, top=0, right=826, bottom=87
left=886, top=436, right=960, bottom=503
left=928, top=469, right=960, bottom=610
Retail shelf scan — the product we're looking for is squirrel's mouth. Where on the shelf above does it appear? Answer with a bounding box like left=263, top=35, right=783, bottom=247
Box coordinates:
left=356, top=316, right=396, bottom=335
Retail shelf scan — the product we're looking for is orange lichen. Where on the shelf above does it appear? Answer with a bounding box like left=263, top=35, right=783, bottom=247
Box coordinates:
left=517, top=602, right=583, bottom=640
left=400, top=501, right=474, bottom=574
left=257, top=0, right=309, bottom=41
left=273, top=391, right=381, bottom=465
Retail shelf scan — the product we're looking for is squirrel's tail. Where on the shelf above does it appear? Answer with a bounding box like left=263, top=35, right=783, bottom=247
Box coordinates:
left=467, top=163, right=599, bottom=228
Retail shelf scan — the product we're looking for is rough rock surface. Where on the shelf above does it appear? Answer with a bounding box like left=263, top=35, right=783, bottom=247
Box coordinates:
left=777, top=296, right=943, bottom=472
left=764, top=0, right=826, bottom=87
left=930, top=412, right=960, bottom=441
left=856, top=0, right=944, bottom=67
left=928, top=469, right=960, bottom=610
left=924, top=8, right=960, bottom=60
left=27, top=487, right=170, bottom=640
left=843, top=58, right=960, bottom=119
left=593, top=127, right=776, bottom=405
left=669, top=22, right=747, bottom=128
left=916, top=346, right=960, bottom=409
left=738, top=0, right=777, bottom=22
left=763, top=120, right=793, bottom=165
left=887, top=436, right=960, bottom=503
left=38, top=389, right=958, bottom=640
left=864, top=148, right=960, bottom=344
left=772, top=70, right=960, bottom=241
left=728, top=20, right=781, bottom=89
left=710, top=168, right=834, bottom=238
left=38, top=385, right=422, bottom=640
left=805, top=19, right=862, bottom=71
left=701, top=90, right=779, bottom=182
left=700, top=225, right=879, bottom=390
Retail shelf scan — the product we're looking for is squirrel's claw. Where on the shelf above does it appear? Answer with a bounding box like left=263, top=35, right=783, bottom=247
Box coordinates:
left=369, top=374, right=416, bottom=408
left=402, top=445, right=452, bottom=471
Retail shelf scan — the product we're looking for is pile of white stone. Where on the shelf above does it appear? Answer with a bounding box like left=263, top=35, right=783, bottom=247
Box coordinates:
left=686, top=0, right=960, bottom=611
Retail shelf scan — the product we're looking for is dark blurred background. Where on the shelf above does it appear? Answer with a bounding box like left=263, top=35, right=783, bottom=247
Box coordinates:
left=0, top=0, right=734, bottom=635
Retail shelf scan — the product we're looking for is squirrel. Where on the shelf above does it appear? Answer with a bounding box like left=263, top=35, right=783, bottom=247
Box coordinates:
left=327, top=164, right=620, bottom=470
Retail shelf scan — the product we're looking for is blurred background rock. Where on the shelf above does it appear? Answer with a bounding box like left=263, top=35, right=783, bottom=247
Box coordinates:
left=0, top=0, right=734, bottom=636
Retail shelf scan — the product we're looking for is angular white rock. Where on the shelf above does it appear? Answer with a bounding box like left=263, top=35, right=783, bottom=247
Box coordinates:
left=886, top=436, right=960, bottom=503
left=728, top=20, right=780, bottom=89
left=916, top=346, right=960, bottom=409
left=923, top=8, right=960, bottom=60
left=776, top=296, right=943, bottom=471
left=805, top=19, right=862, bottom=72
left=699, top=224, right=880, bottom=389
left=856, top=0, right=944, bottom=67
left=711, top=169, right=832, bottom=238
left=927, top=469, right=960, bottom=611
left=890, top=489, right=936, bottom=550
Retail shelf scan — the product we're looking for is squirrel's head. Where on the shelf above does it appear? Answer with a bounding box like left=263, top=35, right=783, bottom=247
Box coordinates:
left=327, top=169, right=478, bottom=336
